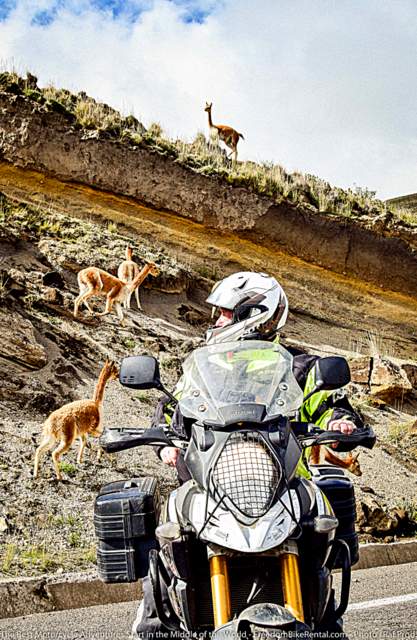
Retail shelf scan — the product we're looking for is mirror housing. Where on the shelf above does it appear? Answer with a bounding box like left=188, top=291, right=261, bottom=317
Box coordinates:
left=314, top=356, right=351, bottom=391
left=119, top=355, right=178, bottom=404
left=119, top=355, right=162, bottom=390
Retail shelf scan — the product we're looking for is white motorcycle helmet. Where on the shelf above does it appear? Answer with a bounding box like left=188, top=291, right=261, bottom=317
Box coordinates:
left=205, top=271, right=289, bottom=345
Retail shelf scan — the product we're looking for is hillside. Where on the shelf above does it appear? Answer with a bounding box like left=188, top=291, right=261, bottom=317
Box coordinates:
left=1, top=72, right=416, bottom=298
left=0, top=73, right=416, bottom=577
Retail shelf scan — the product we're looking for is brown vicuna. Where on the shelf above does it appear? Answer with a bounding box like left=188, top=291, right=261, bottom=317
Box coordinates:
left=310, top=445, right=362, bottom=476
left=117, top=245, right=141, bottom=310
left=204, top=102, right=244, bottom=162
left=33, top=360, right=119, bottom=481
left=73, top=261, right=160, bottom=323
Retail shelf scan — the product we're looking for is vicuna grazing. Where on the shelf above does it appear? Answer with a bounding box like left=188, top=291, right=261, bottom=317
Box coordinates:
left=310, top=445, right=362, bottom=477
left=33, top=360, right=119, bottom=481
left=204, top=102, right=244, bottom=162
left=117, top=245, right=141, bottom=310
left=73, top=261, right=160, bottom=323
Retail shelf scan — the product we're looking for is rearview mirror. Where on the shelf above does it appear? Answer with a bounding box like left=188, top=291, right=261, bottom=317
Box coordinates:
left=119, top=355, right=162, bottom=390
left=314, top=356, right=351, bottom=391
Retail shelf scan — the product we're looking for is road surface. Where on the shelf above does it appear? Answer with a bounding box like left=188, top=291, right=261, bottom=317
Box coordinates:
left=0, top=562, right=416, bottom=639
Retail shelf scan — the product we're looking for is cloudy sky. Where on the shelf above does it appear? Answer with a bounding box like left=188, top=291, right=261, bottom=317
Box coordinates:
left=0, top=0, right=416, bottom=199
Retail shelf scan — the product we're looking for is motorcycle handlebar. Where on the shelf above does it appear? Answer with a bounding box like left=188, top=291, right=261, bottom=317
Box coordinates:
left=99, top=426, right=176, bottom=453
left=100, top=423, right=376, bottom=454
left=298, top=424, right=376, bottom=451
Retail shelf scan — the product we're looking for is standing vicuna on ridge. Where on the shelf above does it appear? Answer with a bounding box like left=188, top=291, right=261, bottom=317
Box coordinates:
left=73, top=260, right=160, bottom=323
left=33, top=360, right=119, bottom=481
left=117, top=245, right=141, bottom=310
left=204, top=102, right=244, bottom=162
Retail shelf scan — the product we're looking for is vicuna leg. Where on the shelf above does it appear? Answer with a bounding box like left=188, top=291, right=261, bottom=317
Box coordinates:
left=134, top=286, right=142, bottom=310
left=124, top=290, right=132, bottom=310
left=52, top=438, right=74, bottom=480
left=115, top=302, right=125, bottom=325
left=33, top=433, right=55, bottom=478
left=98, top=296, right=114, bottom=316
left=74, top=286, right=96, bottom=317
left=77, top=434, right=88, bottom=464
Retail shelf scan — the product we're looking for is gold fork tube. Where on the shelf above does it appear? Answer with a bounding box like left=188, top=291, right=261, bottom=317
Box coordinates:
left=280, top=552, right=305, bottom=622
left=209, top=555, right=232, bottom=627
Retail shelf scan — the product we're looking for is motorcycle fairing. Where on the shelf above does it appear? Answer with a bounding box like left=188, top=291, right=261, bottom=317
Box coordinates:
left=173, top=484, right=303, bottom=553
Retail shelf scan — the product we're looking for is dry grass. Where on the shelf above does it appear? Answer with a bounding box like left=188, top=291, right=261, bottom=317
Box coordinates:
left=393, top=207, right=417, bottom=226
left=74, top=100, right=123, bottom=132
left=387, top=418, right=416, bottom=446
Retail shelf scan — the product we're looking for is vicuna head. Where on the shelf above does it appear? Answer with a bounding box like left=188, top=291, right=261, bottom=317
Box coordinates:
left=347, top=452, right=362, bottom=477
left=204, top=101, right=212, bottom=113
left=103, top=359, right=120, bottom=382
left=147, top=262, right=160, bottom=277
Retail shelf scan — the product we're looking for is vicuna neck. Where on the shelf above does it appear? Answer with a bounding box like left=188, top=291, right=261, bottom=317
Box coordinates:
left=128, top=264, right=152, bottom=291
left=207, top=108, right=214, bottom=128
left=93, top=367, right=111, bottom=405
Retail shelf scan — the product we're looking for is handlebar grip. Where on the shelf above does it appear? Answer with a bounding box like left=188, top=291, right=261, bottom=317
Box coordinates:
left=315, top=426, right=376, bottom=451
left=100, top=427, right=173, bottom=453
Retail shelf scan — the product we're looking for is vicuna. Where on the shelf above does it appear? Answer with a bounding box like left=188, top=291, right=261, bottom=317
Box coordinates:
left=33, top=360, right=119, bottom=481
left=74, top=261, right=159, bottom=323
left=204, top=101, right=244, bottom=162
left=310, top=445, right=362, bottom=477
left=117, top=245, right=142, bottom=310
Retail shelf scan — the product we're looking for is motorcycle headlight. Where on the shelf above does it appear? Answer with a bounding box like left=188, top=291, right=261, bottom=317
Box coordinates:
left=211, top=431, right=282, bottom=519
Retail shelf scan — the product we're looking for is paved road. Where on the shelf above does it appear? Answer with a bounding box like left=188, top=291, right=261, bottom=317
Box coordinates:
left=1, top=562, right=416, bottom=639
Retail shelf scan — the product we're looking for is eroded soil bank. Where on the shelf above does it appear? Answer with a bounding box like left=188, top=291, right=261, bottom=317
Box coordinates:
left=1, top=162, right=417, bottom=361
left=1, top=88, right=416, bottom=296
left=0, top=168, right=416, bottom=579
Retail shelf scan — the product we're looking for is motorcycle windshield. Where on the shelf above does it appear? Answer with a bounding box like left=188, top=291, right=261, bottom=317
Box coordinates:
left=178, top=340, right=303, bottom=425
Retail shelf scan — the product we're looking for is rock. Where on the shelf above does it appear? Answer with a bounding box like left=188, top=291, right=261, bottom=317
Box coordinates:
left=349, top=355, right=371, bottom=385
left=360, top=486, right=376, bottom=494
left=177, top=304, right=205, bottom=326
left=41, top=286, right=63, bottom=305
left=369, top=356, right=412, bottom=402
left=42, top=271, right=65, bottom=289
left=357, top=495, right=399, bottom=535
left=0, top=308, right=47, bottom=368
left=403, top=363, right=417, bottom=390
left=357, top=495, right=417, bottom=537
left=0, top=516, right=9, bottom=533
left=25, top=73, right=38, bottom=90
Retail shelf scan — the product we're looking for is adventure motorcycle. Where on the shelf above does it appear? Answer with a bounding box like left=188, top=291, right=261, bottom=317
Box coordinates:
left=96, top=340, right=375, bottom=639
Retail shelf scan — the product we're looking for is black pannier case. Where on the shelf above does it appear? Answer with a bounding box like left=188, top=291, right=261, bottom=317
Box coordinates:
left=94, top=477, right=160, bottom=583
left=311, top=466, right=359, bottom=567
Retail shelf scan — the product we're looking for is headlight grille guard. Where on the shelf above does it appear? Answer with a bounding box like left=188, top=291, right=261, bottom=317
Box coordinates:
left=209, top=430, right=283, bottom=522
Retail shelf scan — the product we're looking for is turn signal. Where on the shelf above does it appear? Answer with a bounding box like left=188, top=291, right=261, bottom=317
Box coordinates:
left=314, top=515, right=338, bottom=534
left=155, top=522, right=181, bottom=542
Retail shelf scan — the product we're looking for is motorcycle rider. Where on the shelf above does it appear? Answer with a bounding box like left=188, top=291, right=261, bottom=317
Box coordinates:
left=158, top=272, right=360, bottom=477
left=133, top=271, right=363, bottom=638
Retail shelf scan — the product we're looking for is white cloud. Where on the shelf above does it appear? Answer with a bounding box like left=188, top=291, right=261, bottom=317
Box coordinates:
left=0, top=0, right=416, bottom=199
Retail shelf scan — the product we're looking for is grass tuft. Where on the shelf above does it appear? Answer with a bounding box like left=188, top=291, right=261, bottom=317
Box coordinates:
left=59, top=461, right=77, bottom=476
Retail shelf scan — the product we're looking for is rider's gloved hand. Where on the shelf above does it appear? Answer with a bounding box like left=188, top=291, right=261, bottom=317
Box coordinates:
left=160, top=446, right=180, bottom=467
left=327, top=418, right=356, bottom=449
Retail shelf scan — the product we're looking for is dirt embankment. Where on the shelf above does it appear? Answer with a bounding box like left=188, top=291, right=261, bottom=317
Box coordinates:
left=0, top=192, right=416, bottom=579
left=1, top=90, right=416, bottom=297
